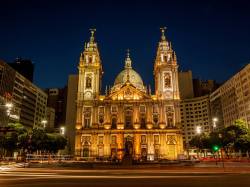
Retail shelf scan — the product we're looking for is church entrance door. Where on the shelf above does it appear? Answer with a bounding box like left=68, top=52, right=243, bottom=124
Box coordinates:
left=124, top=136, right=133, bottom=156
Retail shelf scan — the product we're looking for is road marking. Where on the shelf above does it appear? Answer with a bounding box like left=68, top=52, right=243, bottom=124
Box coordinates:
left=0, top=174, right=222, bottom=181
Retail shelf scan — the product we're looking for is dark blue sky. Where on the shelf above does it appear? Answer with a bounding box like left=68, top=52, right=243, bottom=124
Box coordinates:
left=1, top=0, right=250, bottom=89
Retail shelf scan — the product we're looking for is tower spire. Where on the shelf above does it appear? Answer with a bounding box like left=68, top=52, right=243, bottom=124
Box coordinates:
left=124, top=49, right=132, bottom=69
left=160, top=27, right=167, bottom=41
left=125, top=49, right=132, bottom=83
left=89, top=28, right=96, bottom=43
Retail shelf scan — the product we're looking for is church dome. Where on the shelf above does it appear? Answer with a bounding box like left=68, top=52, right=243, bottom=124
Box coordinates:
left=112, top=50, right=145, bottom=92
left=114, top=68, right=144, bottom=89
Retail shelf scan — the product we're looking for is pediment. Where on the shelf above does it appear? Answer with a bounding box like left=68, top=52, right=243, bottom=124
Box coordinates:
left=108, top=83, right=150, bottom=101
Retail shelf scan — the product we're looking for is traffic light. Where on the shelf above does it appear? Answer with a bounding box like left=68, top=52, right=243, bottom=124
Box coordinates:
left=212, top=145, right=220, bottom=152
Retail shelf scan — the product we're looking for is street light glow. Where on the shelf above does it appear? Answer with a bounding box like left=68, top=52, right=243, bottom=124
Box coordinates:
left=196, top=126, right=201, bottom=134
left=5, top=102, right=13, bottom=109
left=60, top=127, right=65, bottom=135
left=41, top=119, right=48, bottom=128
left=213, top=117, right=218, bottom=128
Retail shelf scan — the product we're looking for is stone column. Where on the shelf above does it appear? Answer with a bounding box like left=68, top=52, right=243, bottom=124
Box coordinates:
left=117, top=104, right=124, bottom=129
left=133, top=104, right=140, bottom=129
left=75, top=132, right=82, bottom=157
left=104, top=132, right=111, bottom=157
left=160, top=133, right=166, bottom=159
left=117, top=133, right=124, bottom=160
left=104, top=104, right=111, bottom=129
left=134, top=133, right=140, bottom=159
left=146, top=103, right=153, bottom=129
left=159, top=103, right=166, bottom=129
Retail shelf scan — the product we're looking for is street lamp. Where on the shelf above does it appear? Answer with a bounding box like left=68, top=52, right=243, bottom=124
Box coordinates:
left=5, top=102, right=13, bottom=115
left=41, top=119, right=47, bottom=128
left=212, top=117, right=218, bottom=128
left=212, top=117, right=218, bottom=132
left=60, top=127, right=65, bottom=135
left=196, top=126, right=202, bottom=134
left=5, top=102, right=13, bottom=109
left=4, top=102, right=13, bottom=125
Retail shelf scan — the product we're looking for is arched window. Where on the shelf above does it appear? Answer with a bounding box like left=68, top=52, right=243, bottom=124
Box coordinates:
left=167, top=113, right=173, bottom=127
left=86, top=76, right=92, bottom=89
left=125, top=106, right=133, bottom=129
left=140, top=116, right=146, bottom=129
left=164, top=72, right=171, bottom=88
left=111, top=116, right=117, bottom=129
left=153, top=114, right=159, bottom=128
left=84, top=107, right=91, bottom=128
left=83, top=148, right=89, bottom=157
left=88, top=56, right=92, bottom=63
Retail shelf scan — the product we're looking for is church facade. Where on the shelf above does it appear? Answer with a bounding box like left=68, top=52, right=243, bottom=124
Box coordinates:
left=75, top=28, right=183, bottom=161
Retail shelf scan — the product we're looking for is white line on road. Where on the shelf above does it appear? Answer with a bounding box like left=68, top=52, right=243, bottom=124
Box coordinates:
left=0, top=174, right=222, bottom=181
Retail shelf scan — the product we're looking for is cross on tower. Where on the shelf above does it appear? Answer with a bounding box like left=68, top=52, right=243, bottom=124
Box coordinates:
left=160, top=27, right=167, bottom=41
left=89, top=28, right=96, bottom=42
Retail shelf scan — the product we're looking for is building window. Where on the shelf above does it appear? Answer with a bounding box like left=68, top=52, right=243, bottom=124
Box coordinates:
left=141, top=135, right=146, bottom=144
left=111, top=135, right=117, bottom=145
left=154, top=135, right=159, bottom=144
left=85, top=75, right=92, bottom=89
left=153, top=104, right=159, bottom=113
left=140, top=116, right=146, bottom=129
left=164, top=72, right=171, bottom=88
left=139, top=105, right=146, bottom=113
left=153, top=114, right=159, bottom=128
left=111, top=105, right=117, bottom=113
left=98, top=106, right=104, bottom=124
left=98, top=136, right=103, bottom=144
left=88, top=56, right=92, bottom=63
left=166, top=106, right=174, bottom=127
left=84, top=107, right=91, bottom=128
left=111, top=116, right=117, bottom=129
left=125, top=106, right=133, bottom=129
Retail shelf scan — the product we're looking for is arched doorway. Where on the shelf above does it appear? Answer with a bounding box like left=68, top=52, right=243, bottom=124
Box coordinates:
left=82, top=147, right=89, bottom=157
left=124, top=136, right=133, bottom=156
left=82, top=141, right=90, bottom=157
left=141, top=148, right=147, bottom=161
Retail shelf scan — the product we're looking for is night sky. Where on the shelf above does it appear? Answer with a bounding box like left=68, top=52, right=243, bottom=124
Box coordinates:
left=1, top=0, right=250, bottom=90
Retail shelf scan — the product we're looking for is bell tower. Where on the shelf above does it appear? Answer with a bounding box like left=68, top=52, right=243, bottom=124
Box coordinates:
left=154, top=27, right=180, bottom=100
left=78, top=29, right=103, bottom=101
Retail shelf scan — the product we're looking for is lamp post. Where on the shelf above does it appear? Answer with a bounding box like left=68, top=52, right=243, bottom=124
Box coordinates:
left=60, top=127, right=65, bottom=135
left=41, top=119, right=47, bottom=128
left=196, top=126, right=202, bottom=135
left=5, top=102, right=13, bottom=126
left=212, top=117, right=218, bottom=131
left=196, top=126, right=202, bottom=158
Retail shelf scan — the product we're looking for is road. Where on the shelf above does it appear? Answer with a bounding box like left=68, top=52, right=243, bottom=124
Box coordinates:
left=0, top=168, right=250, bottom=187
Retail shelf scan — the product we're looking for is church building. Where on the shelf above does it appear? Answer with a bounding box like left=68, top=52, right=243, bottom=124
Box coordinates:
left=75, top=28, right=183, bottom=161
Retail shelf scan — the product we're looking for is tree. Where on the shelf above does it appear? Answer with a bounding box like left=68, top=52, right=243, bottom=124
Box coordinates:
left=0, top=123, right=28, bottom=157
left=30, top=127, right=47, bottom=153
left=234, top=134, right=250, bottom=154
left=208, top=132, right=222, bottom=154
left=189, top=133, right=210, bottom=157
left=0, top=123, right=68, bottom=159
left=45, top=133, right=67, bottom=153
left=220, top=119, right=250, bottom=157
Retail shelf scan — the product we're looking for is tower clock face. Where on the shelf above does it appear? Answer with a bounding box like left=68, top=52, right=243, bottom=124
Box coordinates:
left=84, top=91, right=92, bottom=99
left=164, top=91, right=173, bottom=99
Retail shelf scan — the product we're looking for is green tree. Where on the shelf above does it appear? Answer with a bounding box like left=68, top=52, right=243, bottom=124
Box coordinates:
left=208, top=132, right=222, bottom=152
left=234, top=134, right=250, bottom=154
left=30, top=127, right=47, bottom=153
left=221, top=119, right=250, bottom=157
left=45, top=133, right=67, bottom=153
left=189, top=133, right=210, bottom=157
left=1, top=123, right=28, bottom=157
